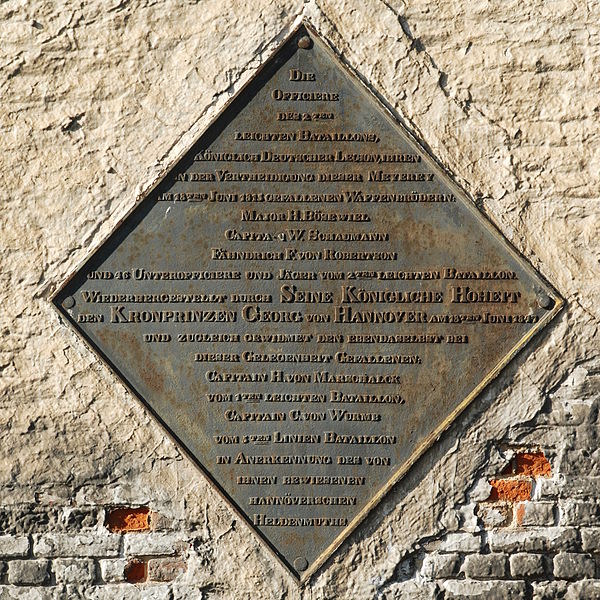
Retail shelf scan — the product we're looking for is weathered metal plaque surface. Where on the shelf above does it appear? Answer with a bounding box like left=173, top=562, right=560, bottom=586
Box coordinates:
left=52, top=23, right=562, bottom=581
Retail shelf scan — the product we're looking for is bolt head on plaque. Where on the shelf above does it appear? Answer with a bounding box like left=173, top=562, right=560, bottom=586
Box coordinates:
left=294, top=557, right=309, bottom=571
left=52, top=22, right=562, bottom=582
left=62, top=296, right=75, bottom=309
left=298, top=35, right=312, bottom=49
left=536, top=291, right=554, bottom=310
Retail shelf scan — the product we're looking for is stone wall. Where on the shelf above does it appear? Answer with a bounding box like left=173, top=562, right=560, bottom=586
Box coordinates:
left=1, top=0, right=598, bottom=598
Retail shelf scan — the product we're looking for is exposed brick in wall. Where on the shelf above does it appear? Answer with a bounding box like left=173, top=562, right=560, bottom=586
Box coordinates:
left=124, top=559, right=147, bottom=584
left=487, top=479, right=533, bottom=503
left=2, top=0, right=598, bottom=597
left=0, top=506, right=189, bottom=589
left=105, top=507, right=151, bottom=533
left=0, top=468, right=598, bottom=598
left=506, top=452, right=553, bottom=478
left=0, top=426, right=593, bottom=597
left=382, top=446, right=600, bottom=597
left=481, top=450, right=552, bottom=527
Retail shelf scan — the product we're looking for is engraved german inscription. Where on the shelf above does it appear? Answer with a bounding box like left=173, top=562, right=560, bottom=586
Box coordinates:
left=53, top=24, right=562, bottom=581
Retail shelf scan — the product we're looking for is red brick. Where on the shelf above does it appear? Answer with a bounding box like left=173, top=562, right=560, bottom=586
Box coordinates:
left=106, top=507, right=151, bottom=533
left=487, top=479, right=532, bottom=503
left=124, top=559, right=147, bottom=583
left=502, top=452, right=552, bottom=477
left=514, top=452, right=551, bottom=477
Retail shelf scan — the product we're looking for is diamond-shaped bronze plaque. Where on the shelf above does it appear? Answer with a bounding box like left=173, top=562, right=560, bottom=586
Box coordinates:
left=53, top=22, right=562, bottom=581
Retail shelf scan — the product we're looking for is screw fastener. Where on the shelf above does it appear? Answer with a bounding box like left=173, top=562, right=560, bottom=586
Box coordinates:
left=293, top=557, right=308, bottom=571
left=298, top=36, right=312, bottom=49
left=62, top=296, right=75, bottom=309
left=536, top=292, right=554, bottom=310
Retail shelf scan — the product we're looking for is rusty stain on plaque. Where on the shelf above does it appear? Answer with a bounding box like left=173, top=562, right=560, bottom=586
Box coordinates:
left=52, top=22, right=563, bottom=582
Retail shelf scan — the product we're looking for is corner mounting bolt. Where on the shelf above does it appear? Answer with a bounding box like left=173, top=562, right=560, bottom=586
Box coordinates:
left=294, top=556, right=308, bottom=571
left=298, top=36, right=312, bottom=49
left=536, top=292, right=554, bottom=310
left=62, top=296, right=75, bottom=309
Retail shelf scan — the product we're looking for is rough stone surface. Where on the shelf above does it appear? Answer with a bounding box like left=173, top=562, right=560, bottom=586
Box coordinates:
left=0, top=588, right=54, bottom=600
left=438, top=533, right=482, bottom=553
left=123, top=533, right=185, bottom=557
left=98, top=558, right=128, bottom=584
left=33, top=533, right=120, bottom=558
left=553, top=552, right=596, bottom=580
left=53, top=558, right=95, bottom=585
left=84, top=585, right=172, bottom=600
left=514, top=502, right=555, bottom=527
left=488, top=527, right=578, bottom=553
left=477, top=504, right=512, bottom=528
left=442, top=579, right=527, bottom=599
left=532, top=581, right=569, bottom=600
left=7, top=560, right=49, bottom=585
left=582, top=528, right=600, bottom=552
left=509, top=553, right=547, bottom=579
left=383, top=580, right=438, bottom=599
left=1, top=0, right=599, bottom=598
left=462, top=553, right=507, bottom=579
left=421, top=553, right=461, bottom=579
left=566, top=580, right=600, bottom=599
left=560, top=501, right=600, bottom=526
left=147, top=558, right=187, bottom=582
left=0, top=537, right=30, bottom=559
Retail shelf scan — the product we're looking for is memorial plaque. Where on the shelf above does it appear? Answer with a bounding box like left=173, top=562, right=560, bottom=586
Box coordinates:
left=52, top=22, right=563, bottom=581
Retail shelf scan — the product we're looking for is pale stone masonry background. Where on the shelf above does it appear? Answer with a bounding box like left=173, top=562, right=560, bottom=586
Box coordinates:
left=1, top=0, right=599, bottom=598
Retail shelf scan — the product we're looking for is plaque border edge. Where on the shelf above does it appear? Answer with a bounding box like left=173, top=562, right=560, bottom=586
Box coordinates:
left=47, top=18, right=567, bottom=586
